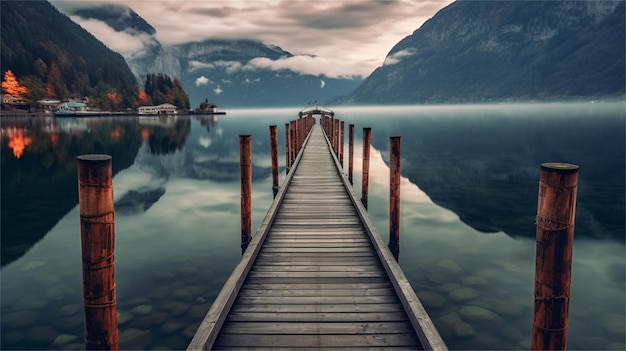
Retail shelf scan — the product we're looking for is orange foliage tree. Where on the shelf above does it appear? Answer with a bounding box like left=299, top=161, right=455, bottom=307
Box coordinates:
left=137, top=90, right=151, bottom=105
left=2, top=70, right=28, bottom=97
left=107, top=92, right=119, bottom=107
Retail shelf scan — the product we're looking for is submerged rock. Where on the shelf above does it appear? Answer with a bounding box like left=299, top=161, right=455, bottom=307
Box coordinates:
left=439, top=312, right=476, bottom=339
left=418, top=291, right=447, bottom=308
left=3, top=310, right=37, bottom=328
left=449, top=287, right=480, bottom=302
left=131, top=304, right=153, bottom=315
left=437, top=259, right=464, bottom=274
left=469, top=297, right=525, bottom=317
left=459, top=305, right=499, bottom=321
left=53, top=334, right=79, bottom=345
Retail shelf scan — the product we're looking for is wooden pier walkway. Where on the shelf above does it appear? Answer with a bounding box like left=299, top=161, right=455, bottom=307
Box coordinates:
left=188, top=123, right=446, bottom=350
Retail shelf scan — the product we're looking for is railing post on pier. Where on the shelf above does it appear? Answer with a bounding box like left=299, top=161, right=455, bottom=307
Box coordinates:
left=334, top=119, right=340, bottom=157
left=77, top=154, right=119, bottom=351
left=531, top=162, right=579, bottom=351
left=240, top=135, right=252, bottom=253
left=284, top=123, right=291, bottom=174
left=340, top=121, right=345, bottom=166
left=348, top=124, right=354, bottom=185
left=290, top=121, right=296, bottom=167
left=389, top=136, right=401, bottom=261
left=269, top=125, right=279, bottom=197
left=361, top=127, right=372, bottom=209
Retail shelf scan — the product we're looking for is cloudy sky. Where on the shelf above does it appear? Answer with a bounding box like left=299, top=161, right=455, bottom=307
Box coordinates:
left=51, top=0, right=454, bottom=79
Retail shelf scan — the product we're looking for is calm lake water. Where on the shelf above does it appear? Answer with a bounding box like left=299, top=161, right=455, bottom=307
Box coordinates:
left=1, top=103, right=624, bottom=350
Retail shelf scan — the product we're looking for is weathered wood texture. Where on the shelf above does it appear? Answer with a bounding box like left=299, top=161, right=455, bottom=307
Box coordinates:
left=189, top=125, right=446, bottom=351
left=77, top=154, right=119, bottom=350
left=532, top=163, right=579, bottom=351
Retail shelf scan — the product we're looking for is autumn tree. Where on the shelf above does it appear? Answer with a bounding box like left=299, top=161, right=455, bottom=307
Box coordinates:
left=137, top=90, right=151, bottom=105
left=2, top=70, right=28, bottom=97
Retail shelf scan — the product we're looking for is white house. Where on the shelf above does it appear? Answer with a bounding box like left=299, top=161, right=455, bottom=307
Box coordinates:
left=137, top=103, right=177, bottom=115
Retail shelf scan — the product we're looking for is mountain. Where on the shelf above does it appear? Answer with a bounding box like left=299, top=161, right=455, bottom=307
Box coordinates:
left=62, top=4, right=362, bottom=108
left=342, top=0, right=625, bottom=104
left=0, top=1, right=139, bottom=108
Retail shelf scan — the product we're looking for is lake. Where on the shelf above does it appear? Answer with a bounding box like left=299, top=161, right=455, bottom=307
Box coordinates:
left=1, top=102, right=624, bottom=350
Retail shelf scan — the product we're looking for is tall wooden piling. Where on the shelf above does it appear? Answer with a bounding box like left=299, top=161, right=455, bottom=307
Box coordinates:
left=270, top=125, right=279, bottom=197
left=285, top=123, right=290, bottom=173
left=77, top=154, right=119, bottom=350
left=290, top=121, right=296, bottom=167
left=240, top=135, right=252, bottom=252
left=361, top=127, right=372, bottom=209
left=348, top=124, right=354, bottom=185
left=531, top=162, right=579, bottom=351
left=340, top=121, right=345, bottom=166
left=389, top=136, right=401, bottom=260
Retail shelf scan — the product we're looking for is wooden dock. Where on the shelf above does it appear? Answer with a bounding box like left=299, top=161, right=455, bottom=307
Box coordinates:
left=188, top=122, right=447, bottom=350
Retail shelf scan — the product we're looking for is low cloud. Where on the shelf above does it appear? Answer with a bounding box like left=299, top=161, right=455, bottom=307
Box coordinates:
left=195, top=76, right=209, bottom=86
left=189, top=61, right=215, bottom=71
left=247, top=55, right=361, bottom=78
left=384, top=49, right=417, bottom=66
left=213, top=85, right=223, bottom=95
left=69, top=17, right=146, bottom=55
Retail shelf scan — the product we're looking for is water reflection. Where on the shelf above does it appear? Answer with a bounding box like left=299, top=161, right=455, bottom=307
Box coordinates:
left=1, top=104, right=623, bottom=350
left=335, top=103, right=625, bottom=241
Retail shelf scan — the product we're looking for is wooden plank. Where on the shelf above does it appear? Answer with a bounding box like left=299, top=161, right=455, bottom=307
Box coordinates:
left=233, top=295, right=399, bottom=305
left=228, top=302, right=405, bottom=313
left=238, top=288, right=396, bottom=297
left=239, top=282, right=394, bottom=291
left=225, top=312, right=410, bottom=323
left=247, top=271, right=385, bottom=279
left=250, top=266, right=382, bottom=273
left=213, top=334, right=422, bottom=348
left=219, top=321, right=415, bottom=334
left=244, top=276, right=391, bottom=285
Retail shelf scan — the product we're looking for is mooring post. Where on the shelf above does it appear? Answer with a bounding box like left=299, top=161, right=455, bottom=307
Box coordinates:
left=348, top=124, right=355, bottom=185
left=290, top=120, right=296, bottom=167
left=240, top=135, right=252, bottom=253
left=531, top=162, right=579, bottom=351
left=340, top=121, right=345, bottom=166
left=389, top=136, right=401, bottom=261
left=77, top=154, right=119, bottom=351
left=361, top=127, right=372, bottom=209
left=284, top=123, right=291, bottom=173
left=270, top=125, right=279, bottom=197
left=334, top=119, right=340, bottom=157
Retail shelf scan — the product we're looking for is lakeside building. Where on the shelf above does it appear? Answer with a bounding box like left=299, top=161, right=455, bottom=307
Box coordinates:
left=137, top=103, right=177, bottom=115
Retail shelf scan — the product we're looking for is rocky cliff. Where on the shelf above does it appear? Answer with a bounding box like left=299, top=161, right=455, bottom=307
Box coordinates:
left=343, top=0, right=625, bottom=104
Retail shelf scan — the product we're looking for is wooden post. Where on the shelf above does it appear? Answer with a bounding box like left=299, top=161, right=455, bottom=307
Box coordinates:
left=361, top=127, right=372, bottom=209
left=340, top=121, right=345, bottom=166
left=290, top=121, right=296, bottom=167
left=348, top=124, right=354, bottom=185
left=77, top=154, right=119, bottom=351
left=531, top=162, right=579, bottom=351
left=334, top=119, right=340, bottom=157
left=389, top=136, right=401, bottom=261
left=270, top=125, right=279, bottom=197
left=240, top=135, right=252, bottom=253
left=285, top=123, right=290, bottom=173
